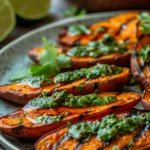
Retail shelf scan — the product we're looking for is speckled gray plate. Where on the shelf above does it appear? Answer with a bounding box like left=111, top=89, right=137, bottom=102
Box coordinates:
left=0, top=11, right=143, bottom=150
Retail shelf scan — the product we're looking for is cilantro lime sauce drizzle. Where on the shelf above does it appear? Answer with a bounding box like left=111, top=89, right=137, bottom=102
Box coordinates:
left=20, top=75, right=53, bottom=87
left=54, top=64, right=123, bottom=83
left=29, top=90, right=117, bottom=108
left=67, top=112, right=150, bottom=142
left=19, top=64, right=123, bottom=87
left=67, top=34, right=127, bottom=57
left=35, top=114, right=64, bottom=124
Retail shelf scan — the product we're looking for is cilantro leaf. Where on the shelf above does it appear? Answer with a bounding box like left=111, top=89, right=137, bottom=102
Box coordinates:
left=140, top=23, right=150, bottom=34
left=137, top=12, right=150, bottom=23
left=9, top=38, right=71, bottom=82
left=64, top=6, right=86, bottom=17
left=57, top=54, right=71, bottom=69
left=9, top=69, right=31, bottom=82
left=137, top=12, right=150, bottom=34
left=138, top=45, right=150, bottom=63
left=40, top=37, right=59, bottom=72
left=68, top=24, right=91, bottom=35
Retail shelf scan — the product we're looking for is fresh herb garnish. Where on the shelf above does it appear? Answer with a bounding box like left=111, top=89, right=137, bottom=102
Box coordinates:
left=35, top=114, right=64, bottom=124
left=20, top=75, right=53, bottom=87
left=18, top=118, right=23, bottom=125
left=66, top=121, right=71, bottom=128
left=67, top=34, right=127, bottom=57
left=112, top=145, right=118, bottom=150
left=95, top=27, right=106, bottom=33
left=54, top=64, right=123, bottom=83
left=94, top=89, right=100, bottom=94
left=67, top=112, right=150, bottom=142
left=77, top=85, right=85, bottom=92
left=128, top=141, right=135, bottom=147
left=130, top=77, right=136, bottom=85
left=9, top=37, right=71, bottom=82
left=138, top=45, right=150, bottom=63
left=68, top=24, right=91, bottom=35
left=137, top=12, right=150, bottom=34
left=29, top=90, right=118, bottom=108
left=64, top=6, right=86, bottom=17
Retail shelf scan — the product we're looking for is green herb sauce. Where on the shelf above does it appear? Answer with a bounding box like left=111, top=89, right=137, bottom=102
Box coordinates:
left=20, top=75, right=53, bottom=87
left=54, top=64, right=122, bottom=83
left=29, top=90, right=117, bottom=108
left=20, top=64, right=122, bottom=87
left=67, top=34, right=127, bottom=57
left=67, top=112, right=150, bottom=142
left=68, top=24, right=91, bottom=35
left=35, top=114, right=64, bottom=124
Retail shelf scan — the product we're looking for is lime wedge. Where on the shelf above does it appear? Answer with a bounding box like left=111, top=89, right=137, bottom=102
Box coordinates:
left=0, top=0, right=16, bottom=42
left=9, top=0, right=50, bottom=20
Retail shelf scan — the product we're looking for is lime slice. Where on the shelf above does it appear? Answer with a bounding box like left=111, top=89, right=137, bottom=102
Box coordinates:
left=9, top=0, right=50, bottom=20
left=0, top=0, right=16, bottom=42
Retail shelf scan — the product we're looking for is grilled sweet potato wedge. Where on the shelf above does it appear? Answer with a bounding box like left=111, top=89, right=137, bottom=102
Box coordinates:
left=28, top=47, right=131, bottom=69
left=57, top=12, right=138, bottom=46
left=0, top=65, right=131, bottom=105
left=35, top=110, right=150, bottom=150
left=0, top=92, right=140, bottom=138
left=130, top=34, right=150, bottom=89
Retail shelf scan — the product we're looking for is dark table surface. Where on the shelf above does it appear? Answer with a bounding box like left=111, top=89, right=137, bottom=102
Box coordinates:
left=0, top=0, right=71, bottom=149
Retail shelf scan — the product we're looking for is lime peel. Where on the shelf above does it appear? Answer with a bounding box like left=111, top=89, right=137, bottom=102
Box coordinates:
left=9, top=0, right=50, bottom=20
left=0, top=0, right=16, bottom=42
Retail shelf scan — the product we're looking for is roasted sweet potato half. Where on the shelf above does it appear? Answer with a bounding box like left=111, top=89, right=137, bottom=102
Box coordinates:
left=0, top=91, right=140, bottom=138
left=28, top=47, right=131, bottom=69
left=35, top=110, right=150, bottom=150
left=130, top=35, right=150, bottom=89
left=0, top=65, right=131, bottom=105
left=57, top=12, right=138, bottom=46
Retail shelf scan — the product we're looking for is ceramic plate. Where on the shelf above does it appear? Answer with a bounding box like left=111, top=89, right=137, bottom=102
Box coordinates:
left=0, top=11, right=143, bottom=150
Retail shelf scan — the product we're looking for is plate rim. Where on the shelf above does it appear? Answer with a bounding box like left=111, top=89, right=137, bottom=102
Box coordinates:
left=0, top=10, right=130, bottom=150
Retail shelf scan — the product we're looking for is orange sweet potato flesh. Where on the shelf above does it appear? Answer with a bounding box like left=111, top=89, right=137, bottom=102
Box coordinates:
left=130, top=33, right=150, bottom=89
left=0, top=68, right=131, bottom=105
left=35, top=110, right=150, bottom=150
left=0, top=92, right=140, bottom=138
left=57, top=12, right=139, bottom=46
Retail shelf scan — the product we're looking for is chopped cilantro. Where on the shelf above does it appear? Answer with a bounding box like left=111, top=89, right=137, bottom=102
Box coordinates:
left=112, top=145, right=118, bottom=150
left=77, top=85, right=85, bottom=92
left=66, top=121, right=71, bottom=128
left=138, top=45, right=150, bottom=63
left=64, top=6, right=86, bottom=17
left=137, top=12, right=150, bottom=34
left=128, top=141, right=135, bottom=146
left=68, top=24, right=91, bottom=35
left=18, top=118, right=23, bottom=125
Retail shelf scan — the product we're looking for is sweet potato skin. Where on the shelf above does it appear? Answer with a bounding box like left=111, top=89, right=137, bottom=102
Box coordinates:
left=130, top=35, right=150, bottom=89
left=142, top=86, right=150, bottom=110
left=0, top=92, right=141, bottom=138
left=35, top=110, right=150, bottom=150
left=28, top=47, right=131, bottom=68
left=57, top=12, right=138, bottom=46
left=0, top=68, right=131, bottom=105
